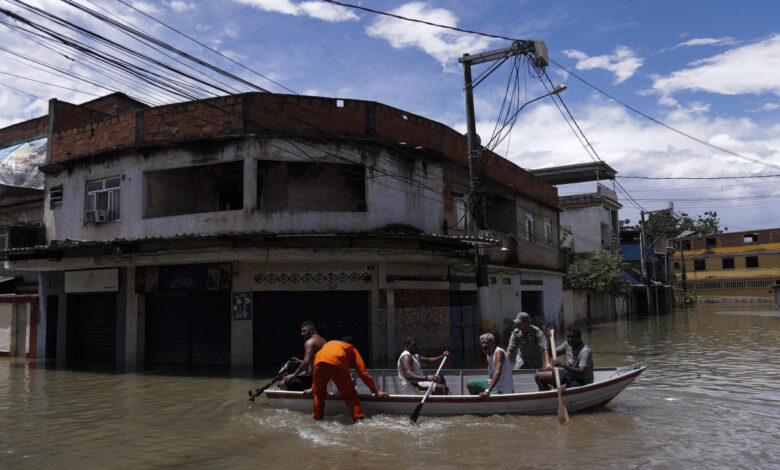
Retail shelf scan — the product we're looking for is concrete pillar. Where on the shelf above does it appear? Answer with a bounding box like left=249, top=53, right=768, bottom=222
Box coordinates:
left=231, top=291, right=253, bottom=368
left=386, top=285, right=395, bottom=362
left=125, top=266, right=139, bottom=368
left=14, top=303, right=28, bottom=357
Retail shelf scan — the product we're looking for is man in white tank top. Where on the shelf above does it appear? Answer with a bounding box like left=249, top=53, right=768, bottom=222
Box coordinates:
left=466, top=333, right=514, bottom=396
left=397, top=337, right=449, bottom=394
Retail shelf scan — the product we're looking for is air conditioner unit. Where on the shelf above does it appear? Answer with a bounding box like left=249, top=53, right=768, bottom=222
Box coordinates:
left=84, top=210, right=109, bottom=224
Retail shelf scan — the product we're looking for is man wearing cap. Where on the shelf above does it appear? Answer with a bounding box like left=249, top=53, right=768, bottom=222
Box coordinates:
left=506, top=312, right=550, bottom=370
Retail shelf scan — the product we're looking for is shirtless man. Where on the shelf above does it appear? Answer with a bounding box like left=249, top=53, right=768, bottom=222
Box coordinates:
left=279, top=321, right=327, bottom=391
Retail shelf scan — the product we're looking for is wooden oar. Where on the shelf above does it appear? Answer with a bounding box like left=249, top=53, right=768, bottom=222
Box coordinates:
left=549, top=329, right=570, bottom=424
left=248, top=377, right=281, bottom=401
left=409, top=356, right=447, bottom=425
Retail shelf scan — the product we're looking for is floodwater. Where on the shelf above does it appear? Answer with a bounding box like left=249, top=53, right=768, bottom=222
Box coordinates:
left=1, top=304, right=778, bottom=470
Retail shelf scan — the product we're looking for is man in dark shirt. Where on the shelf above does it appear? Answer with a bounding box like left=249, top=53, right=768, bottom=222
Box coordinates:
left=534, top=328, right=594, bottom=391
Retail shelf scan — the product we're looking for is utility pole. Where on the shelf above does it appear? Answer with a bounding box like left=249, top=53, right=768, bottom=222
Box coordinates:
left=459, top=40, right=550, bottom=334
left=640, top=210, right=652, bottom=314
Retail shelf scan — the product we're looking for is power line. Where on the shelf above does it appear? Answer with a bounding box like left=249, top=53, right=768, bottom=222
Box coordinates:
left=321, top=0, right=516, bottom=41
left=619, top=174, right=780, bottom=180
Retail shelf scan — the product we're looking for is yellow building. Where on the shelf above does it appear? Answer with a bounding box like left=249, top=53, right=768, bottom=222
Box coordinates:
left=670, top=228, right=780, bottom=300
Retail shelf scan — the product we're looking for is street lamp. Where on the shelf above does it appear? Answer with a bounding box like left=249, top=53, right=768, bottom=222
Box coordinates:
left=503, top=85, right=566, bottom=124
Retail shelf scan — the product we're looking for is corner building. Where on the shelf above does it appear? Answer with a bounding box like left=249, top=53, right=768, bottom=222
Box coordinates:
left=4, top=92, right=564, bottom=370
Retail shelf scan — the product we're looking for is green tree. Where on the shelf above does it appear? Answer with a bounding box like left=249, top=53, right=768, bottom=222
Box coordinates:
left=640, top=210, right=724, bottom=239
left=564, top=250, right=632, bottom=296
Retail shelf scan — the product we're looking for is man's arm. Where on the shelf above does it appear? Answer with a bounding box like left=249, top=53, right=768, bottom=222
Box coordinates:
left=352, top=347, right=389, bottom=397
left=556, top=348, right=590, bottom=378
left=505, top=331, right=518, bottom=363
left=419, top=350, right=449, bottom=365
left=480, top=350, right=506, bottom=397
left=281, top=339, right=316, bottom=385
left=401, top=354, right=431, bottom=383
left=536, top=328, right=550, bottom=369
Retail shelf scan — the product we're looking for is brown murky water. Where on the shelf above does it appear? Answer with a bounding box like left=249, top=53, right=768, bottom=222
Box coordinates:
left=1, top=304, right=778, bottom=469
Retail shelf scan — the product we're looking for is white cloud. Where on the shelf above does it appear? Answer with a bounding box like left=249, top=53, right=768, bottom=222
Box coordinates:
left=164, top=1, right=195, bottom=13
left=670, top=37, right=737, bottom=49
left=562, top=46, right=644, bottom=84
left=481, top=99, right=780, bottom=229
left=365, top=2, right=496, bottom=71
left=750, top=102, right=780, bottom=112
left=224, top=28, right=238, bottom=38
left=652, top=35, right=780, bottom=99
left=233, top=0, right=358, bottom=21
left=131, top=1, right=163, bottom=15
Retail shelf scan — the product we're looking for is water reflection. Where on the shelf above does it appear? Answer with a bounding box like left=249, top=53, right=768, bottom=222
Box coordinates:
left=0, top=304, right=778, bottom=469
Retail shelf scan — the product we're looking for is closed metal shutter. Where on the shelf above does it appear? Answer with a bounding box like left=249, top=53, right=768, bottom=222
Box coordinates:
left=253, top=291, right=369, bottom=368
left=71, top=294, right=116, bottom=365
left=449, top=291, right=479, bottom=367
left=190, top=292, right=230, bottom=365
left=146, top=294, right=190, bottom=364
left=146, top=292, right=230, bottom=366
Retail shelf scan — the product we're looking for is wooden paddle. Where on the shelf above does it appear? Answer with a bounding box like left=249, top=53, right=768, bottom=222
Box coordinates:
left=549, top=329, right=570, bottom=424
left=409, top=355, right=447, bottom=425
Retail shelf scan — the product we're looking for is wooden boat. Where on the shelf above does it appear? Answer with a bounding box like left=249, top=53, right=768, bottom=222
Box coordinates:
left=265, top=365, right=645, bottom=416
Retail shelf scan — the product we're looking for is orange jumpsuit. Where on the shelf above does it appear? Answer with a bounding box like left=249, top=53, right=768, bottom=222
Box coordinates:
left=311, top=340, right=378, bottom=420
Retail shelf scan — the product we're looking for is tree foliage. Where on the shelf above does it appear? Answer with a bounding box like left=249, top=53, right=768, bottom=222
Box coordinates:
left=564, top=250, right=632, bottom=296
left=639, top=210, right=724, bottom=239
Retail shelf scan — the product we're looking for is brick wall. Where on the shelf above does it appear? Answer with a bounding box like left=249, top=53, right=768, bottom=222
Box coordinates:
left=42, top=92, right=557, bottom=206
left=0, top=116, right=48, bottom=147
left=81, top=93, right=147, bottom=115
left=393, top=289, right=450, bottom=356
left=51, top=100, right=108, bottom=132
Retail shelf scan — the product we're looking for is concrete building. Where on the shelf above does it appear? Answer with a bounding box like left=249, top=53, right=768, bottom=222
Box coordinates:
left=670, top=228, right=780, bottom=301
left=3, top=92, right=565, bottom=370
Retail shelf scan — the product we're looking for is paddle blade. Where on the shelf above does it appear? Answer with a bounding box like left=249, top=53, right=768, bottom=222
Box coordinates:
left=409, top=404, right=423, bottom=425
left=557, top=401, right=569, bottom=424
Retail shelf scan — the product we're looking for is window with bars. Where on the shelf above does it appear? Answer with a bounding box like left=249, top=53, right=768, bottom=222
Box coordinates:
left=452, top=192, right=471, bottom=231
left=85, top=176, right=120, bottom=224
left=525, top=213, right=535, bottom=243
left=745, top=256, right=759, bottom=268
left=694, top=259, right=706, bottom=271
left=544, top=217, right=552, bottom=245
left=722, top=258, right=734, bottom=269
left=50, top=185, right=63, bottom=209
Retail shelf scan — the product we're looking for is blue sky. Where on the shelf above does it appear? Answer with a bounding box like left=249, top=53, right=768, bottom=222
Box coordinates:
left=1, top=0, right=778, bottom=232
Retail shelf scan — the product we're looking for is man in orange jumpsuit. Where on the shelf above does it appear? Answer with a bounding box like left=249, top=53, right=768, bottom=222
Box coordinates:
left=303, top=337, right=388, bottom=421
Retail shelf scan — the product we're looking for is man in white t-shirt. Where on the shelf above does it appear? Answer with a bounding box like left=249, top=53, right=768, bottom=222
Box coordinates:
left=397, top=337, right=449, bottom=394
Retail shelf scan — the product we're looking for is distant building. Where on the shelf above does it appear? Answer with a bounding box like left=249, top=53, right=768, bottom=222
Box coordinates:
left=2, top=92, right=565, bottom=370
left=670, top=228, right=780, bottom=300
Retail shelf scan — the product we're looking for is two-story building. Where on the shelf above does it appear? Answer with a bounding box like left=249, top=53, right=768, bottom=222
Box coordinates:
left=670, top=228, right=780, bottom=301
left=3, top=92, right=564, bottom=371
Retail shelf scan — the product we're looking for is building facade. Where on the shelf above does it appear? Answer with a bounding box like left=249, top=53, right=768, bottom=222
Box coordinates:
left=670, top=228, right=780, bottom=300
left=4, top=92, right=564, bottom=370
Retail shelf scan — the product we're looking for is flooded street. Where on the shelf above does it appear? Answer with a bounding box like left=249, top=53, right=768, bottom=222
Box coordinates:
left=1, top=304, right=778, bottom=469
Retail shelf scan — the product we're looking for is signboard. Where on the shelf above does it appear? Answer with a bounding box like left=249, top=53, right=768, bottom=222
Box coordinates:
left=231, top=292, right=251, bottom=320
left=65, top=269, right=119, bottom=293
left=0, top=138, right=46, bottom=190
left=135, top=263, right=232, bottom=293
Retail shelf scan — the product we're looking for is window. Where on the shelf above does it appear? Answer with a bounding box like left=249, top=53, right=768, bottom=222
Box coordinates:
left=681, top=240, right=691, bottom=250
left=706, top=237, right=716, bottom=247
left=544, top=217, right=552, bottom=245
left=85, top=176, right=120, bottom=224
left=744, top=234, right=758, bottom=243
left=673, top=262, right=680, bottom=269
left=525, top=213, right=535, bottom=242
left=722, top=258, right=734, bottom=270
left=0, top=225, right=6, bottom=249
left=258, top=161, right=365, bottom=212
left=144, top=161, right=243, bottom=218
left=50, top=185, right=63, bottom=209
left=746, top=256, right=759, bottom=268
left=452, top=193, right=471, bottom=231
left=694, top=259, right=706, bottom=271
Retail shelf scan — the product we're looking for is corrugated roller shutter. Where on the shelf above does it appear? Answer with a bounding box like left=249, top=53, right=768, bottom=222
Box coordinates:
left=72, top=294, right=116, bottom=365
left=146, top=294, right=190, bottom=364
left=253, top=291, right=369, bottom=367
left=190, top=292, right=230, bottom=365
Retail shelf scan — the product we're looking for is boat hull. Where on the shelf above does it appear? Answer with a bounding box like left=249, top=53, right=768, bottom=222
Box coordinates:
left=265, top=366, right=645, bottom=416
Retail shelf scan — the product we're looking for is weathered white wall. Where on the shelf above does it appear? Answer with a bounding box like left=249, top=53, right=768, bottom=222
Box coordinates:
left=0, top=303, right=12, bottom=352
left=560, top=206, right=603, bottom=253
left=562, top=289, right=629, bottom=327
left=44, top=138, right=444, bottom=242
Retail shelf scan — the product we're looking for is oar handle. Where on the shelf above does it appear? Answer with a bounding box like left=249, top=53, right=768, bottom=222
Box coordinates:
left=420, top=355, right=447, bottom=406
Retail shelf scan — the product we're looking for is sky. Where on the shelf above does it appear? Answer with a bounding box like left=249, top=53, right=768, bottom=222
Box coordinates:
left=0, top=0, right=779, bottom=233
